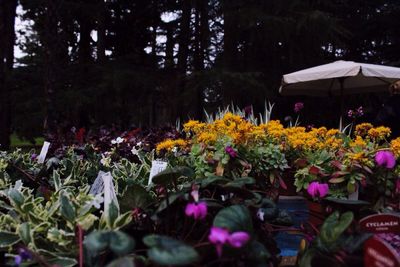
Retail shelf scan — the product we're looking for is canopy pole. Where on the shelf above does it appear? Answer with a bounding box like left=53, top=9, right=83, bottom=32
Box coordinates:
left=339, top=77, right=345, bottom=117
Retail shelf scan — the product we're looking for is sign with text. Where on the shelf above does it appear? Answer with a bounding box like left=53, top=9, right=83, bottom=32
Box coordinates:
left=89, top=171, right=106, bottom=195
left=364, top=237, right=400, bottom=267
left=360, top=214, right=400, bottom=234
left=148, top=160, right=168, bottom=186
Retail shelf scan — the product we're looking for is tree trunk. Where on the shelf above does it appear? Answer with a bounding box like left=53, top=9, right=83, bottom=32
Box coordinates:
left=43, top=0, right=60, bottom=134
left=175, top=0, right=192, bottom=120
left=79, top=15, right=92, bottom=64
left=190, top=0, right=209, bottom=119
left=0, top=0, right=17, bottom=150
left=96, top=0, right=106, bottom=63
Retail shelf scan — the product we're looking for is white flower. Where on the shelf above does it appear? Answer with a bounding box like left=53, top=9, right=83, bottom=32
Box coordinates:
left=257, top=209, right=265, bottom=221
left=100, top=154, right=111, bottom=167
left=136, top=141, right=142, bottom=146
left=111, top=137, right=124, bottom=145
left=172, top=147, right=178, bottom=153
left=131, top=147, right=139, bottom=156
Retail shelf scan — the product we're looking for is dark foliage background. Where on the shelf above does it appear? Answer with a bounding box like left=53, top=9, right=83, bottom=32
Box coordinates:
left=1, top=0, right=400, bottom=148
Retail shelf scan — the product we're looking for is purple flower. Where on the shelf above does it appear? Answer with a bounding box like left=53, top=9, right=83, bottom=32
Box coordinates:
left=225, top=146, right=237, bottom=158
left=185, top=202, right=207, bottom=220
left=31, top=153, right=37, bottom=161
left=15, top=248, right=31, bottom=266
left=208, top=227, right=230, bottom=257
left=348, top=106, right=364, bottom=119
left=307, top=182, right=329, bottom=198
left=357, top=106, right=364, bottom=116
left=347, top=110, right=354, bottom=118
left=228, top=232, right=250, bottom=248
left=375, top=150, right=396, bottom=169
left=294, top=102, right=304, bottom=113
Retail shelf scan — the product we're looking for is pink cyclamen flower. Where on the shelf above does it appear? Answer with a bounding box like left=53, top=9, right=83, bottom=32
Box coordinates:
left=208, top=227, right=250, bottom=257
left=208, top=227, right=230, bottom=257
left=225, top=146, right=237, bottom=158
left=307, top=182, right=329, bottom=198
left=294, top=102, right=304, bottom=113
left=228, top=231, right=250, bottom=248
left=185, top=202, right=207, bottom=220
left=375, top=150, right=396, bottom=169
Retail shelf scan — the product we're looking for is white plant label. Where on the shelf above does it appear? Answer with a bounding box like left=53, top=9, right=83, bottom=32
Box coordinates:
left=37, top=141, right=50, bottom=164
left=148, top=160, right=168, bottom=186
left=348, top=189, right=359, bottom=200
left=89, top=171, right=106, bottom=195
left=102, top=172, right=119, bottom=214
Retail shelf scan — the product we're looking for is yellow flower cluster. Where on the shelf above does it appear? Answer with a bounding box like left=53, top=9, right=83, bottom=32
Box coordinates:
left=355, top=123, right=373, bottom=137
left=346, top=151, right=369, bottom=164
left=350, top=136, right=367, bottom=148
left=156, top=138, right=187, bottom=153
left=367, top=126, right=391, bottom=140
left=390, top=137, right=400, bottom=158
left=157, top=115, right=398, bottom=156
left=183, top=113, right=267, bottom=145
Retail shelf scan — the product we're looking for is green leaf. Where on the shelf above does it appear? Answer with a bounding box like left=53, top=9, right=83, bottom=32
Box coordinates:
left=52, top=170, right=61, bottom=191
left=197, top=175, right=230, bottom=188
left=109, top=231, right=136, bottom=255
left=328, top=177, right=345, bottom=183
left=224, top=177, right=255, bottom=188
left=60, top=193, right=76, bottom=223
left=143, top=235, right=199, bottom=266
left=85, top=230, right=135, bottom=256
left=320, top=211, right=353, bottom=244
left=113, top=211, right=132, bottom=229
left=152, top=166, right=194, bottom=185
left=106, top=257, right=135, bottom=267
left=120, top=184, right=152, bottom=212
left=213, top=205, right=253, bottom=233
left=0, top=231, right=20, bottom=247
left=106, top=201, right=120, bottom=228
left=47, top=257, right=77, bottom=267
left=18, top=222, right=31, bottom=244
left=347, top=182, right=356, bottom=193
left=298, top=248, right=317, bottom=267
left=156, top=192, right=183, bottom=214
left=8, top=188, right=24, bottom=209
left=246, top=240, right=271, bottom=262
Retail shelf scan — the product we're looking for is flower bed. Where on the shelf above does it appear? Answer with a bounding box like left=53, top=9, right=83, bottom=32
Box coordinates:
left=0, top=109, right=399, bottom=266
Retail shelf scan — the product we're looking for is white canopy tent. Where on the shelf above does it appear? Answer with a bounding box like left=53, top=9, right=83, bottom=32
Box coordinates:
left=279, top=60, right=400, bottom=97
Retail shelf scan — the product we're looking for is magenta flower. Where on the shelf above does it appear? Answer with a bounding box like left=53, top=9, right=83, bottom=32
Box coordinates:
left=307, top=182, right=329, bottom=198
left=294, top=102, right=304, bottom=113
left=208, top=227, right=230, bottom=257
left=228, top=232, right=250, bottom=248
left=185, top=202, right=207, bottom=220
left=225, top=146, right=237, bottom=158
left=375, top=150, right=396, bottom=169
left=208, top=227, right=251, bottom=256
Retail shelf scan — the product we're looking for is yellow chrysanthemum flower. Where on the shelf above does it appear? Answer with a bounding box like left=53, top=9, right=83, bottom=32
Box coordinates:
left=390, top=137, right=400, bottom=157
